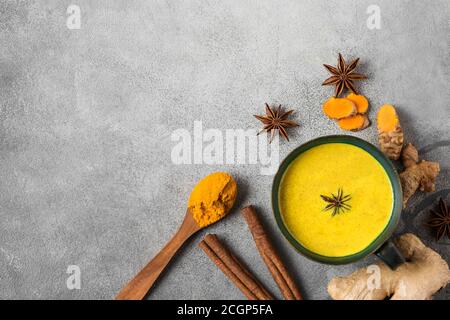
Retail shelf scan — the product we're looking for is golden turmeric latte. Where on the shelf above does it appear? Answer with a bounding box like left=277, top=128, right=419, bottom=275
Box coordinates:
left=188, top=172, right=237, bottom=227
left=279, top=143, right=393, bottom=257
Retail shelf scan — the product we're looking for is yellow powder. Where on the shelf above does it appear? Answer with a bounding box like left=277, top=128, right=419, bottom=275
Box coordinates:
left=188, top=172, right=237, bottom=227
left=279, top=143, right=393, bottom=257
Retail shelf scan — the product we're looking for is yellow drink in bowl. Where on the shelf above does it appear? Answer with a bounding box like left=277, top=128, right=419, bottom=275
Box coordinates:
left=279, top=143, right=393, bottom=257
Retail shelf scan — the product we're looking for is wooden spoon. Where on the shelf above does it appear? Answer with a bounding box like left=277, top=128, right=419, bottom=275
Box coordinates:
left=115, top=172, right=237, bottom=300
left=115, top=209, right=201, bottom=300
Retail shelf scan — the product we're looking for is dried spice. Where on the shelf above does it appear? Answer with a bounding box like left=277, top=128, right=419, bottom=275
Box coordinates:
left=427, top=198, right=450, bottom=241
left=320, top=188, right=351, bottom=216
left=254, top=103, right=298, bottom=143
left=322, top=53, right=367, bottom=97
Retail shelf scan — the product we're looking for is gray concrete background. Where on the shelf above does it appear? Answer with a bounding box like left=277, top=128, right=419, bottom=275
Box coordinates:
left=0, top=0, right=449, bottom=300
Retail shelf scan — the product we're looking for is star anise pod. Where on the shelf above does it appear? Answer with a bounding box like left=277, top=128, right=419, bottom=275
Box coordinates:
left=322, top=53, right=367, bottom=97
left=254, top=103, right=298, bottom=143
left=427, top=198, right=450, bottom=241
left=320, top=188, right=351, bottom=216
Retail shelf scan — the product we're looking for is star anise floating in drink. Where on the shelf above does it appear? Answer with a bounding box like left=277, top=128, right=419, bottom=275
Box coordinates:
left=322, top=53, right=367, bottom=97
left=427, top=198, right=450, bottom=241
left=320, top=188, right=352, bottom=216
left=254, top=103, right=298, bottom=143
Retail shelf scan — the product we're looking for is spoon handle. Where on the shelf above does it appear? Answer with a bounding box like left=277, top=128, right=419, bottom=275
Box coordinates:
left=115, top=211, right=199, bottom=300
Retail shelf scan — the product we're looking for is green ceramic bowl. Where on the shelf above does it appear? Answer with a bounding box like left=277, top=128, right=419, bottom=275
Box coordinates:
left=272, top=135, right=403, bottom=265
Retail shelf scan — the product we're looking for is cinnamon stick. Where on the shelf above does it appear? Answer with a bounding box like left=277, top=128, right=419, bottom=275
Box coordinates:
left=199, top=234, right=273, bottom=300
left=241, top=205, right=303, bottom=300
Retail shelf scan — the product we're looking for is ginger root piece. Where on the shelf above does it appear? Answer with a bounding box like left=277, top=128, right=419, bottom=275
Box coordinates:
left=346, top=93, right=369, bottom=114
left=323, top=97, right=357, bottom=119
left=338, top=114, right=370, bottom=131
left=377, top=104, right=404, bottom=160
left=400, top=143, right=440, bottom=207
left=328, top=233, right=450, bottom=300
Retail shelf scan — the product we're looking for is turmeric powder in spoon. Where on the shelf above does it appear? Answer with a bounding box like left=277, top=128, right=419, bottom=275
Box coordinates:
left=116, top=171, right=237, bottom=300
left=188, top=172, right=237, bottom=227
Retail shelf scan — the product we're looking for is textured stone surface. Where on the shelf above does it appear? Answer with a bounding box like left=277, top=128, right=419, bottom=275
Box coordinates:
left=0, top=0, right=449, bottom=299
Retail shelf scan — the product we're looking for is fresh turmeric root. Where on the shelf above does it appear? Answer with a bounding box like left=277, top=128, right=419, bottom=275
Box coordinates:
left=400, top=143, right=440, bottom=207
left=323, top=94, right=370, bottom=131
left=323, top=97, right=357, bottom=119
left=346, top=93, right=369, bottom=114
left=377, top=104, right=404, bottom=160
left=338, top=114, right=370, bottom=131
left=328, top=233, right=450, bottom=300
left=377, top=106, right=440, bottom=207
